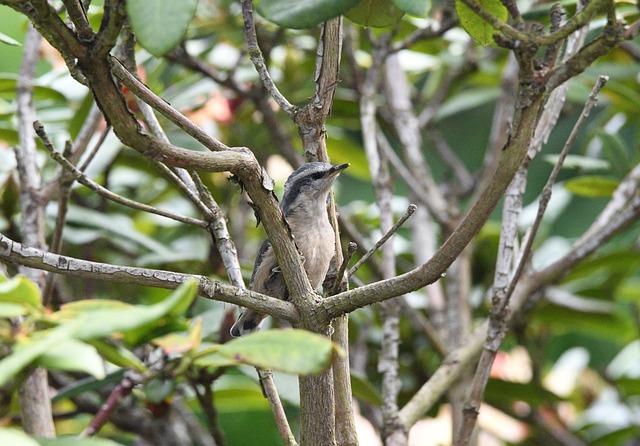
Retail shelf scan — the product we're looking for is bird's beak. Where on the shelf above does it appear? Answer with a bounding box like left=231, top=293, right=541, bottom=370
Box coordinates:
left=331, top=163, right=349, bottom=174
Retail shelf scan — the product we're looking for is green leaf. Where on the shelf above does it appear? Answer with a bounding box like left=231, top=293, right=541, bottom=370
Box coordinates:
left=435, top=87, right=500, bottom=121
left=66, top=279, right=197, bottom=341
left=36, top=339, right=106, bottom=379
left=88, top=339, right=147, bottom=371
left=61, top=205, right=174, bottom=257
left=126, top=0, right=198, bottom=57
left=0, top=302, right=28, bottom=318
left=257, top=0, right=360, bottom=29
left=485, top=378, right=562, bottom=406
left=0, top=32, right=21, bottom=47
left=0, top=275, right=42, bottom=309
left=0, top=77, right=67, bottom=102
left=37, top=436, right=127, bottom=445
left=53, top=370, right=126, bottom=403
left=0, top=281, right=197, bottom=386
left=455, top=0, right=508, bottom=46
left=543, top=154, right=610, bottom=172
left=392, top=0, right=431, bottom=16
left=350, top=371, right=382, bottom=405
left=563, top=176, right=620, bottom=198
left=144, top=378, right=176, bottom=404
left=0, top=323, right=78, bottom=387
left=196, top=329, right=343, bottom=375
left=0, top=428, right=40, bottom=446
left=346, top=0, right=406, bottom=27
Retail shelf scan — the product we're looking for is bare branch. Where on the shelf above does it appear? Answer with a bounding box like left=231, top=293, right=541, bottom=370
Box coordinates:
left=383, top=53, right=451, bottom=224
left=35, top=122, right=209, bottom=229
left=109, top=58, right=231, bottom=153
left=457, top=75, right=608, bottom=444
left=257, top=368, right=298, bottom=446
left=331, top=242, right=357, bottom=295
left=240, top=0, right=296, bottom=118
left=504, top=75, right=608, bottom=305
left=348, top=204, right=417, bottom=278
left=14, top=21, right=55, bottom=438
left=79, top=371, right=140, bottom=438
left=0, top=233, right=298, bottom=323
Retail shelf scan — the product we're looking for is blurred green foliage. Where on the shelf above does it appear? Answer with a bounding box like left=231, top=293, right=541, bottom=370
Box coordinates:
left=0, top=0, right=639, bottom=444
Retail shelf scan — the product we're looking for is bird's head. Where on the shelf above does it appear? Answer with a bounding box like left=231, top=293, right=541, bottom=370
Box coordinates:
left=280, top=162, right=349, bottom=216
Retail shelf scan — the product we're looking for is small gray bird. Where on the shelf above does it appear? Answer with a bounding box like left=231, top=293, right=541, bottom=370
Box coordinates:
left=230, top=162, right=349, bottom=337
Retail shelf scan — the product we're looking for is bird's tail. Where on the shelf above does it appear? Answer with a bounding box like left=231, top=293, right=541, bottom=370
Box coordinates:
left=230, top=309, right=265, bottom=337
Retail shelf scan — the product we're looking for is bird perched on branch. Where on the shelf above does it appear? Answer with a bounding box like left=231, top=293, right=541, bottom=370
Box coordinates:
left=230, top=162, right=349, bottom=337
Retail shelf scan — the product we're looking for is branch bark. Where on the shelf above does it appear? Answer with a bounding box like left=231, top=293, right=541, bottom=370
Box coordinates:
left=14, top=22, right=55, bottom=438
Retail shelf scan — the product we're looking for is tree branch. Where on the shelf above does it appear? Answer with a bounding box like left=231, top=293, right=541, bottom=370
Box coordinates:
left=14, top=21, right=56, bottom=438
left=0, top=233, right=298, bottom=323
left=240, top=0, right=296, bottom=118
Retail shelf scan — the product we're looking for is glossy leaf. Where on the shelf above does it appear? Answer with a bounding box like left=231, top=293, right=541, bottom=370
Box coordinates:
left=0, top=32, right=20, bottom=46
left=59, top=280, right=197, bottom=341
left=346, top=0, right=406, bottom=27
left=0, top=77, right=67, bottom=102
left=456, top=0, right=508, bottom=46
left=0, top=302, right=27, bottom=318
left=485, top=378, right=562, bottom=406
left=564, top=176, right=620, bottom=198
left=36, top=339, right=105, bottom=379
left=0, top=428, right=39, bottom=446
left=37, top=436, right=127, bottom=445
left=196, top=329, right=343, bottom=375
left=53, top=370, right=126, bottom=403
left=543, top=154, right=610, bottom=172
left=393, top=0, right=431, bottom=16
left=0, top=281, right=196, bottom=386
left=144, top=378, right=176, bottom=404
left=257, top=0, right=360, bottom=29
left=350, top=371, right=382, bottom=405
left=153, top=318, right=202, bottom=354
left=126, top=0, right=198, bottom=57
left=0, top=275, right=42, bottom=309
left=0, top=324, right=78, bottom=387
left=88, top=339, right=147, bottom=372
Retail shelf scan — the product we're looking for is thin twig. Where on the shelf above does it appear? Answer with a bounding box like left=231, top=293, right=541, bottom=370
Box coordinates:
left=14, top=22, right=55, bottom=438
left=383, top=53, right=450, bottom=224
left=397, top=298, right=448, bottom=357
left=348, top=204, right=417, bottom=277
left=331, top=242, right=357, bottom=295
left=78, top=122, right=111, bottom=171
left=391, top=16, right=458, bottom=52
left=42, top=140, right=75, bottom=306
left=79, top=370, right=142, bottom=438
left=503, top=75, right=608, bottom=307
left=257, top=368, right=298, bottom=446
left=109, top=57, right=230, bottom=152
left=35, top=122, right=209, bottom=228
left=457, top=75, right=608, bottom=446
left=240, top=0, right=296, bottom=118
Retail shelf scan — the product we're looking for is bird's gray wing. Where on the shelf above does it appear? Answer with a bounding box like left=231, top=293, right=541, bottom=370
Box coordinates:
left=249, top=239, right=288, bottom=300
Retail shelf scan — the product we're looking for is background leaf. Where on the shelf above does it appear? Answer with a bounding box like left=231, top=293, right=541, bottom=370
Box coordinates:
left=257, top=0, right=359, bottom=29
left=0, top=275, right=42, bottom=309
left=196, top=329, right=343, bottom=375
left=455, top=0, right=508, bottom=46
left=126, top=0, right=198, bottom=56
left=563, top=176, right=620, bottom=198
left=393, top=0, right=431, bottom=16
left=345, top=0, right=406, bottom=27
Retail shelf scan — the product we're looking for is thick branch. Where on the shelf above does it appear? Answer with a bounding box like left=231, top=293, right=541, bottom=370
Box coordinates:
left=322, top=92, right=548, bottom=319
